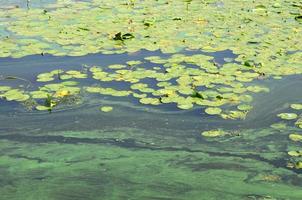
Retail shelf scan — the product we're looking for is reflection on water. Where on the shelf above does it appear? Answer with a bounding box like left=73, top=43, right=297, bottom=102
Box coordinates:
left=0, top=51, right=302, bottom=199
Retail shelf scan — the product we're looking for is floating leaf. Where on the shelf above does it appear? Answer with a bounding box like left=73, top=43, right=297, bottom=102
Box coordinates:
left=205, top=107, right=222, bottom=115
left=201, top=130, right=228, bottom=137
left=139, top=97, right=161, bottom=105
left=288, top=151, right=302, bottom=157
left=289, top=134, right=302, bottom=142
left=295, top=118, right=302, bottom=129
left=177, top=103, right=193, bottom=110
left=54, top=90, right=70, bottom=98
left=100, top=106, right=113, bottom=112
left=290, top=104, right=302, bottom=110
left=36, top=105, right=51, bottom=111
left=237, top=104, right=253, bottom=111
left=0, top=86, right=11, bottom=92
left=277, top=113, right=298, bottom=120
left=270, top=123, right=287, bottom=130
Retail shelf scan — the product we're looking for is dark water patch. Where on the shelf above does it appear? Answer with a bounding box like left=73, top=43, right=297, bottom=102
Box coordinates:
left=246, top=74, right=302, bottom=128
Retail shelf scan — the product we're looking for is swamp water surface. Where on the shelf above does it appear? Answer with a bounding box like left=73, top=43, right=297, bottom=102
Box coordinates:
left=0, top=0, right=302, bottom=200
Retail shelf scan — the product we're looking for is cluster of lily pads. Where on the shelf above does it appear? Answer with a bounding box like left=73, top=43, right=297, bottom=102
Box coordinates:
left=275, top=103, right=302, bottom=170
left=0, top=0, right=301, bottom=69
left=200, top=103, right=302, bottom=170
left=0, top=0, right=300, bottom=116
left=0, top=78, right=82, bottom=111
left=0, top=52, right=278, bottom=118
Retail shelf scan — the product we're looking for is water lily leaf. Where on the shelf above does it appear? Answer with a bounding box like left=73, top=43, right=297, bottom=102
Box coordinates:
left=237, top=104, right=253, bottom=111
left=270, top=123, right=287, bottom=130
left=139, top=97, right=161, bottom=105
left=290, top=104, right=302, bottom=110
left=289, top=134, right=302, bottom=142
left=108, top=64, right=126, bottom=69
left=30, top=91, right=49, bottom=99
left=60, top=74, right=73, bottom=80
left=131, top=83, right=148, bottom=90
left=1, top=89, right=29, bottom=101
left=295, top=118, right=302, bottom=129
left=65, top=70, right=82, bottom=75
left=61, top=81, right=78, bottom=86
left=54, top=90, right=70, bottom=98
left=0, top=86, right=11, bottom=92
left=177, top=103, right=193, bottom=110
left=37, top=77, right=54, bottom=82
left=221, top=110, right=247, bottom=120
left=277, top=113, right=298, bottom=120
left=157, top=82, right=171, bottom=87
left=201, top=129, right=228, bottom=137
left=288, top=151, right=302, bottom=157
left=36, top=105, right=51, bottom=111
left=132, top=93, right=147, bottom=98
left=295, top=162, right=302, bottom=169
left=205, top=107, right=222, bottom=115
left=126, top=60, right=142, bottom=66
left=85, top=87, right=102, bottom=93
left=100, top=106, right=113, bottom=112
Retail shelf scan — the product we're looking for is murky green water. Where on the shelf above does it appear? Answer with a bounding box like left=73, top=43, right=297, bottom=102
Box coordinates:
left=1, top=0, right=302, bottom=199
left=0, top=51, right=302, bottom=200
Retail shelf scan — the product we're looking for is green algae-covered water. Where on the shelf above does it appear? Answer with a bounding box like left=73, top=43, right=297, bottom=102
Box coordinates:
left=1, top=0, right=302, bottom=199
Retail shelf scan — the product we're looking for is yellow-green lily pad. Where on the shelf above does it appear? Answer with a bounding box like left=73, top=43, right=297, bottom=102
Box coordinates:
left=205, top=107, right=222, bottom=115
left=100, top=106, right=113, bottom=112
left=201, top=129, right=228, bottom=137
left=291, top=104, right=302, bottom=110
left=289, top=134, right=302, bottom=142
left=36, top=105, right=51, bottom=111
left=288, top=151, right=302, bottom=157
left=277, top=113, right=298, bottom=120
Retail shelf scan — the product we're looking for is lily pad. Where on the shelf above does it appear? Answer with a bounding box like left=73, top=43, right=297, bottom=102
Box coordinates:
left=289, top=134, right=302, bottom=142
left=100, top=106, right=113, bottom=112
left=201, top=130, right=228, bottom=137
left=288, top=151, right=302, bottom=157
left=205, top=107, right=222, bottom=115
left=36, top=105, right=51, bottom=111
left=277, top=113, right=298, bottom=120
left=290, top=104, right=302, bottom=110
left=237, top=104, right=253, bottom=111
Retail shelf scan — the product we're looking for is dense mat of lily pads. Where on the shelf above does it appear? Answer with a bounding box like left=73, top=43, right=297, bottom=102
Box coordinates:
left=0, top=0, right=302, bottom=113
left=0, top=0, right=301, bottom=117
left=0, top=54, right=272, bottom=119
left=0, top=0, right=301, bottom=58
